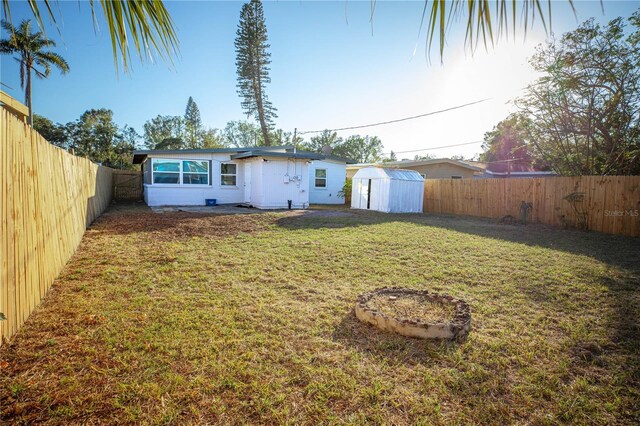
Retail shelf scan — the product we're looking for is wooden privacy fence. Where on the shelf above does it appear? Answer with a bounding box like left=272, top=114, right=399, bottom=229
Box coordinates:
left=113, top=169, right=142, bottom=201
left=424, top=176, right=640, bottom=237
left=1, top=106, right=114, bottom=344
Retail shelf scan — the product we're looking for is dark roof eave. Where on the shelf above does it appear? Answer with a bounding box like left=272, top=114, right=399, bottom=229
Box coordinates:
left=230, top=151, right=324, bottom=160
left=131, top=145, right=296, bottom=164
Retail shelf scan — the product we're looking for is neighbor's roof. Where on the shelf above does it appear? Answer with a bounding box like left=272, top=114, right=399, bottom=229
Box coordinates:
left=346, top=158, right=482, bottom=172
left=467, top=160, right=555, bottom=174
left=353, top=166, right=424, bottom=181
left=383, top=158, right=483, bottom=172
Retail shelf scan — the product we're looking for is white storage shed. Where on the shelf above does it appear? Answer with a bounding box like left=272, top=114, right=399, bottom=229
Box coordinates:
left=351, top=167, right=424, bottom=213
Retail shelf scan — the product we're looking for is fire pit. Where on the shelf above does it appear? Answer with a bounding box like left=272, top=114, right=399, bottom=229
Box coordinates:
left=355, top=288, right=471, bottom=340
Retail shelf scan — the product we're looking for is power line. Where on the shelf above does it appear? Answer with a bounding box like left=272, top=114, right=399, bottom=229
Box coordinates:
left=298, top=98, right=492, bottom=135
left=383, top=140, right=484, bottom=155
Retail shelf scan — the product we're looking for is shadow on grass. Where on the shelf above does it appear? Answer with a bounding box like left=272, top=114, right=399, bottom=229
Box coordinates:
left=331, top=308, right=461, bottom=366
left=275, top=210, right=640, bottom=271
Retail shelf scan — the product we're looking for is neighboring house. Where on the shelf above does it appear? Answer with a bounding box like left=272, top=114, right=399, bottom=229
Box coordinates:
left=132, top=146, right=351, bottom=209
left=468, top=161, right=558, bottom=179
left=347, top=158, right=482, bottom=179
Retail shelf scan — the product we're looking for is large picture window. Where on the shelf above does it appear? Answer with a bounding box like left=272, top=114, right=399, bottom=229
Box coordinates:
left=152, top=159, right=180, bottom=184
left=151, top=159, right=210, bottom=185
left=221, top=163, right=237, bottom=186
left=314, top=168, right=327, bottom=188
left=183, top=160, right=209, bottom=185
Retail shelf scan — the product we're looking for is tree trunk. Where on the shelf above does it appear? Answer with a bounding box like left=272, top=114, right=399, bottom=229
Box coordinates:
left=26, top=67, right=33, bottom=126
left=253, top=45, right=270, bottom=146
left=256, top=97, right=270, bottom=146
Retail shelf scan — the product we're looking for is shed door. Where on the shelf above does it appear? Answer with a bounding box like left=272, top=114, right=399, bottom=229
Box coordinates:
left=244, top=163, right=251, bottom=203
left=358, top=179, right=373, bottom=209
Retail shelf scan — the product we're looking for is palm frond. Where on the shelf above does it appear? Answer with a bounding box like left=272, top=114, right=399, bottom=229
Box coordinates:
left=0, top=39, right=15, bottom=53
left=98, top=0, right=180, bottom=72
left=2, top=0, right=179, bottom=73
left=35, top=51, right=69, bottom=74
left=33, top=62, right=50, bottom=78
left=405, top=0, right=586, bottom=60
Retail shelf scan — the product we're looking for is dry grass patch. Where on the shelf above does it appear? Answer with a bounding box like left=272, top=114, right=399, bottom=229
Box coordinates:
left=1, top=205, right=639, bottom=425
left=367, top=294, right=457, bottom=323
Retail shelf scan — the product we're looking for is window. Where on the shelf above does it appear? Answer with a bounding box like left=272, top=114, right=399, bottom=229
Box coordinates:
left=221, top=163, right=237, bottom=186
left=152, top=159, right=210, bottom=185
left=153, top=159, right=180, bottom=184
left=315, top=168, right=327, bottom=188
left=183, top=160, right=209, bottom=185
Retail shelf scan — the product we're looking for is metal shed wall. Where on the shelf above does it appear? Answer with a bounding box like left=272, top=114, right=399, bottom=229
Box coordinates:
left=350, top=167, right=424, bottom=213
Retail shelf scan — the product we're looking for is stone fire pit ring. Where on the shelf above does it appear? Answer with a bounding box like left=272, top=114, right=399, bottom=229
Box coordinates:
left=355, top=287, right=471, bottom=340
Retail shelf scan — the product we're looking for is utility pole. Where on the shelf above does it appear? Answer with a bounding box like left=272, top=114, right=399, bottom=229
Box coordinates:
left=293, top=128, right=297, bottom=153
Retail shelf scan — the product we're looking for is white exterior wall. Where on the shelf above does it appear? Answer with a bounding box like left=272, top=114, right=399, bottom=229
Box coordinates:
left=143, top=152, right=244, bottom=206
left=308, top=160, right=346, bottom=204
left=143, top=153, right=309, bottom=209
left=252, top=158, right=309, bottom=209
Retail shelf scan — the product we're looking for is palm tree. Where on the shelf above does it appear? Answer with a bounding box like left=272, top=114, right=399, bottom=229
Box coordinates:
left=0, top=19, right=69, bottom=125
left=1, top=0, right=179, bottom=73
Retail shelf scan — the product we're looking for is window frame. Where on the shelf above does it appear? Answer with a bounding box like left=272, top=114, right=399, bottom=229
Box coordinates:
left=150, top=158, right=211, bottom=186
left=182, top=160, right=210, bottom=185
left=220, top=162, right=238, bottom=187
left=314, top=168, right=327, bottom=189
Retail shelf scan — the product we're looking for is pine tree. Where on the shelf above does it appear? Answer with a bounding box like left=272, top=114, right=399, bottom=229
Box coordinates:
left=184, top=96, right=202, bottom=148
left=234, top=0, right=277, bottom=146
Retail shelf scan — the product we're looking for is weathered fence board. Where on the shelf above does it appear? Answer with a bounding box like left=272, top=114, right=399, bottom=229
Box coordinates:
left=424, top=176, right=640, bottom=237
left=112, top=169, right=143, bottom=201
left=1, top=107, right=114, bottom=344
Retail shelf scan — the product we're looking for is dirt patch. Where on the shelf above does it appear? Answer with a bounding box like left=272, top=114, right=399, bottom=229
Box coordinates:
left=88, top=210, right=273, bottom=240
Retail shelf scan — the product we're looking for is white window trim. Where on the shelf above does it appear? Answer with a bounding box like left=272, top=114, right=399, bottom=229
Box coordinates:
left=220, top=162, right=238, bottom=187
left=151, top=158, right=211, bottom=186
left=314, top=168, right=327, bottom=189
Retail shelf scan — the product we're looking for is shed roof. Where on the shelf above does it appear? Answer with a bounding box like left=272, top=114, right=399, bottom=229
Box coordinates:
left=353, top=167, right=424, bottom=181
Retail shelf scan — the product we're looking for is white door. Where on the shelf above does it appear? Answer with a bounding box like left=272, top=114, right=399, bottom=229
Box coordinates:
left=244, top=163, right=251, bottom=203
left=358, top=179, right=370, bottom=209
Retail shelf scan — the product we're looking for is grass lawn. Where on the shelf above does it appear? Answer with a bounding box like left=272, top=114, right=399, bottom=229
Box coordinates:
left=1, top=204, right=639, bottom=425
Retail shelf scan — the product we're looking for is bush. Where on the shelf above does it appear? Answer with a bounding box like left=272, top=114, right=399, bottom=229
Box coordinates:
left=338, top=178, right=352, bottom=204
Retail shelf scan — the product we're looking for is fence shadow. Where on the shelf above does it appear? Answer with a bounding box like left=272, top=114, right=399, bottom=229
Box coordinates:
left=275, top=211, right=640, bottom=271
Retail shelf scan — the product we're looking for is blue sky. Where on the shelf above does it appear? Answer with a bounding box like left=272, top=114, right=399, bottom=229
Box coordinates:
left=1, top=1, right=637, bottom=159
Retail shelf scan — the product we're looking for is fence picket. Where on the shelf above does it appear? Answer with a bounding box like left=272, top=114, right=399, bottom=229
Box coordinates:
left=424, top=176, right=640, bottom=236
left=1, top=108, right=114, bottom=344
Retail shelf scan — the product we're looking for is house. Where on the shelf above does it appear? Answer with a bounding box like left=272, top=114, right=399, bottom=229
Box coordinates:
left=467, top=161, right=558, bottom=178
left=351, top=167, right=424, bottom=213
left=132, top=146, right=351, bottom=209
left=347, top=158, right=482, bottom=179
left=308, top=154, right=352, bottom=204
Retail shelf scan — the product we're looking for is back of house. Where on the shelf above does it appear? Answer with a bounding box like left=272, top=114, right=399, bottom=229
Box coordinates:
left=133, top=146, right=351, bottom=209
